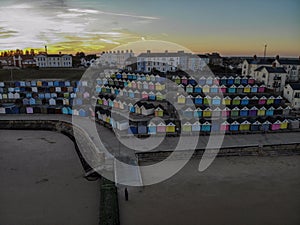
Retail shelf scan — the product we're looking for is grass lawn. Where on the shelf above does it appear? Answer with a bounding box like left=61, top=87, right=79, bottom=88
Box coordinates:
left=0, top=68, right=87, bottom=81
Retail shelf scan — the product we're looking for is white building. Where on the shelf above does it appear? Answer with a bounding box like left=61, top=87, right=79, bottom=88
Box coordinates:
left=283, top=83, right=300, bottom=109
left=241, top=58, right=274, bottom=76
left=254, top=66, right=287, bottom=92
left=35, top=53, right=72, bottom=68
left=137, top=50, right=208, bottom=73
left=273, top=58, right=300, bottom=82
left=99, top=50, right=134, bottom=68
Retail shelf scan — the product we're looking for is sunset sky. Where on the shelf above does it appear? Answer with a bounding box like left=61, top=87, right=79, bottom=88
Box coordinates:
left=0, top=0, right=299, bottom=56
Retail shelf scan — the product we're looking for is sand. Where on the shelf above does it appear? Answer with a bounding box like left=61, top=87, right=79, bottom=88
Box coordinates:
left=0, top=130, right=100, bottom=225
left=119, top=156, right=300, bottom=225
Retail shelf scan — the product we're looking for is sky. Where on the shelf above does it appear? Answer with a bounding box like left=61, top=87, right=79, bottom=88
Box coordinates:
left=0, top=0, right=299, bottom=56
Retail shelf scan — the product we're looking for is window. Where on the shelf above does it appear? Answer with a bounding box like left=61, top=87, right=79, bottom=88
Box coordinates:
left=262, top=74, right=266, bottom=78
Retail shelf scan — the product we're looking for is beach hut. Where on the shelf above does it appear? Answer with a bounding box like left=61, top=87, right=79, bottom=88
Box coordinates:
left=241, top=96, right=249, bottom=105
left=283, top=106, right=291, bottom=116
left=116, top=120, right=129, bottom=131
left=274, top=96, right=283, bottom=105
left=174, top=76, right=181, bottom=85
left=258, top=85, right=266, bottom=93
left=240, top=120, right=251, bottom=131
left=199, top=76, right=206, bottom=85
left=267, top=96, right=275, bottom=105
left=192, top=121, right=201, bottom=132
left=0, top=93, right=2, bottom=100
left=194, top=95, right=203, bottom=105
left=22, top=98, right=29, bottom=105
left=0, top=107, right=5, bottom=114
left=219, top=85, right=227, bottom=93
left=189, top=78, right=197, bottom=86
left=213, top=77, right=220, bottom=86
left=212, top=96, right=221, bottom=106
left=288, top=119, right=299, bottom=129
left=212, top=107, right=222, bottom=118
left=251, top=96, right=259, bottom=105
left=50, top=93, right=57, bottom=98
left=222, top=96, right=232, bottom=106
left=222, top=107, right=231, bottom=117
left=244, top=85, right=251, bottom=93
left=14, top=93, right=20, bottom=99
left=210, top=85, right=219, bottom=93
left=156, top=92, right=164, bottom=101
left=248, top=77, right=255, bottom=84
left=138, top=123, right=147, bottom=134
left=186, top=84, right=194, bottom=93
left=220, top=76, right=227, bottom=85
left=155, top=107, right=164, bottom=117
left=266, top=106, right=275, bottom=116
left=26, top=107, right=34, bottom=114
left=177, top=95, right=186, bottom=104
left=128, top=125, right=138, bottom=134
left=134, top=90, right=141, bottom=99
left=128, top=89, right=134, bottom=99
left=134, top=104, right=141, bottom=114
left=183, top=107, right=194, bottom=118
left=250, top=121, right=261, bottom=131
left=228, top=85, right=236, bottom=94
left=220, top=121, right=230, bottom=131
left=206, top=76, right=213, bottom=85
left=166, top=122, right=176, bottom=133
left=251, top=84, right=258, bottom=93
left=140, top=104, right=154, bottom=116
left=8, top=92, right=14, bottom=99
left=202, top=85, right=210, bottom=94
left=280, top=119, right=289, bottom=129
left=62, top=107, right=68, bottom=114
left=232, top=96, right=241, bottom=105
left=186, top=95, right=194, bottom=106
left=149, top=74, right=156, bottom=82
left=203, top=107, right=212, bottom=118
left=201, top=121, right=211, bottom=132
left=237, top=85, right=244, bottom=94
left=148, top=122, right=157, bottom=134
left=271, top=120, right=281, bottom=131
left=240, top=107, right=249, bottom=117
left=241, top=77, right=248, bottom=85
left=157, top=122, right=166, bottom=133
left=29, top=98, right=36, bottom=105
left=194, top=84, right=202, bottom=93
left=194, top=108, right=202, bottom=118
left=258, top=96, right=267, bottom=105
left=234, top=76, right=241, bottom=85
left=227, top=76, right=234, bottom=85
left=148, top=82, right=155, bottom=90
left=231, top=107, right=240, bottom=117
left=257, top=107, right=266, bottom=116
left=182, top=122, right=192, bottom=132
left=49, top=98, right=56, bottom=106
left=26, top=92, right=32, bottom=98
left=229, top=121, right=240, bottom=131
left=261, top=121, right=271, bottom=131
left=148, top=91, right=156, bottom=100
left=141, top=91, right=149, bottom=100
left=275, top=106, right=283, bottom=115
left=203, top=96, right=211, bottom=105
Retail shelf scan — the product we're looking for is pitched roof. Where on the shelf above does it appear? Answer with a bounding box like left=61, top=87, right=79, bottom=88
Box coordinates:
left=255, top=66, right=287, bottom=73
left=277, top=59, right=300, bottom=65
left=289, top=83, right=300, bottom=90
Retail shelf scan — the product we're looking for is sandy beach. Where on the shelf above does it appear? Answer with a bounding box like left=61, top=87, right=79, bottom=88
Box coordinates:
left=0, top=130, right=100, bottom=225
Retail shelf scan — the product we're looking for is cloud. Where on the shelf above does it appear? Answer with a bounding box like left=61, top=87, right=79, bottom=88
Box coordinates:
left=0, top=1, right=159, bottom=53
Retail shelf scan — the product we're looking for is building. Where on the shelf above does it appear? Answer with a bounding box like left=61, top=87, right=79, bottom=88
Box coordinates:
left=35, top=53, right=72, bottom=68
left=283, top=83, right=300, bottom=109
left=273, top=58, right=300, bottom=82
left=206, top=52, right=223, bottom=66
left=254, top=66, right=287, bottom=92
left=124, top=57, right=137, bottom=71
left=241, top=57, right=274, bottom=76
left=137, top=50, right=208, bottom=73
left=80, top=54, right=97, bottom=67
left=99, top=50, right=134, bottom=68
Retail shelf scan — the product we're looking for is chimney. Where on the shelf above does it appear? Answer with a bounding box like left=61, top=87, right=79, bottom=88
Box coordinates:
left=45, top=45, right=48, bottom=54
left=59, top=51, right=62, bottom=55
left=276, top=55, right=280, bottom=60
left=165, top=50, right=168, bottom=53
left=147, top=50, right=151, bottom=54
left=272, top=62, right=276, bottom=68
left=253, top=54, right=257, bottom=60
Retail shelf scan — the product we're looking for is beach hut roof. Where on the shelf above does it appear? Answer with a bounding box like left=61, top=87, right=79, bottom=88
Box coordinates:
left=253, top=121, right=261, bottom=125
left=184, top=122, right=192, bottom=126
left=193, top=121, right=201, bottom=125
left=155, top=106, right=163, bottom=111
left=277, top=106, right=283, bottom=109
left=185, top=107, right=193, bottom=112
left=167, top=122, right=176, bottom=126
left=252, top=96, right=259, bottom=100
left=241, top=106, right=249, bottom=110
left=260, top=96, right=267, bottom=99
left=252, top=84, right=258, bottom=87
left=234, top=96, right=241, bottom=100
left=263, top=120, right=272, bottom=125
left=213, top=96, right=221, bottom=99
left=204, top=107, right=212, bottom=111
left=238, top=85, right=244, bottom=88
left=269, top=96, right=275, bottom=99
left=222, top=121, right=230, bottom=125
left=157, top=122, right=166, bottom=126
left=276, top=96, right=283, bottom=99
left=260, top=106, right=267, bottom=110
left=232, top=107, right=240, bottom=110
left=224, top=96, right=232, bottom=100
left=241, top=120, right=251, bottom=125
left=214, top=107, right=222, bottom=111
left=285, top=106, right=292, bottom=109
left=195, top=108, right=202, bottom=112
left=242, top=96, right=250, bottom=100
left=230, top=84, right=237, bottom=88
left=268, top=106, right=275, bottom=110
left=231, top=121, right=240, bottom=125
left=203, top=121, right=211, bottom=125
left=274, top=120, right=281, bottom=124
left=196, top=95, right=202, bottom=99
